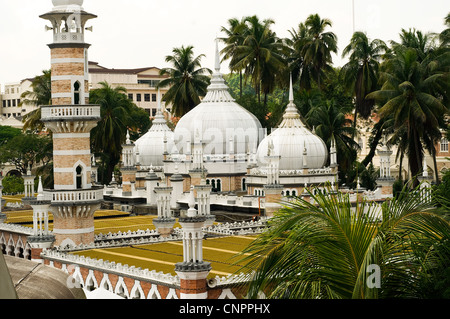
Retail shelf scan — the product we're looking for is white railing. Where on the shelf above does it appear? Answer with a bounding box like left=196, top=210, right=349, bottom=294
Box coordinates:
left=41, top=105, right=100, bottom=120
left=48, top=188, right=103, bottom=203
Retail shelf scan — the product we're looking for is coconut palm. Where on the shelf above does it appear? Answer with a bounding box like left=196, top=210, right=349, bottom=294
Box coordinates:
left=306, top=98, right=358, bottom=174
left=301, top=14, right=338, bottom=90
left=340, top=32, right=387, bottom=121
left=157, top=45, right=211, bottom=117
left=367, top=47, right=448, bottom=186
left=220, top=17, right=248, bottom=99
left=89, top=82, right=140, bottom=184
left=20, top=69, right=52, bottom=132
left=231, top=15, right=287, bottom=106
left=286, top=22, right=314, bottom=91
left=234, top=185, right=450, bottom=299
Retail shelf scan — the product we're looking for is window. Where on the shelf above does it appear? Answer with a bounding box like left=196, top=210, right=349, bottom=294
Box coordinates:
left=152, top=94, right=157, bottom=102
left=12, top=99, right=16, bottom=107
left=144, top=94, right=151, bottom=102
left=2, top=101, right=5, bottom=108
left=441, top=138, right=449, bottom=152
left=74, top=81, right=81, bottom=105
left=128, top=93, right=133, bottom=100
left=152, top=109, right=157, bottom=116
left=76, top=166, right=83, bottom=189
left=136, top=94, right=141, bottom=102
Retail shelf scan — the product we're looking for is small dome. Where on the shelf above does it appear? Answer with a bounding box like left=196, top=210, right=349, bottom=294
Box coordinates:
left=135, top=101, right=177, bottom=167
left=256, top=77, right=328, bottom=170
left=174, top=42, right=262, bottom=155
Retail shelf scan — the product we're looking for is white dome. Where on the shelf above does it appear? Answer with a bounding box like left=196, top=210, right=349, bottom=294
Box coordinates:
left=174, top=44, right=262, bottom=155
left=135, top=110, right=176, bottom=167
left=256, top=80, right=328, bottom=170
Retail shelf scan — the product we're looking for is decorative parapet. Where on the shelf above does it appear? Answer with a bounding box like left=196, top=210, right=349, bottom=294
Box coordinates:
left=249, top=167, right=334, bottom=176
left=57, top=229, right=183, bottom=252
left=46, top=187, right=103, bottom=205
left=204, top=219, right=267, bottom=236
left=0, top=222, right=34, bottom=236
left=41, top=248, right=181, bottom=287
left=41, top=105, right=101, bottom=122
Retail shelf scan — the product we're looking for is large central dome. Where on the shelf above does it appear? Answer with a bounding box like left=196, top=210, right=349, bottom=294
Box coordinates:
left=173, top=42, right=262, bottom=156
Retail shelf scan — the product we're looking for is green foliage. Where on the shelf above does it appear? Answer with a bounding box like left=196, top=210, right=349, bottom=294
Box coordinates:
left=0, top=132, right=52, bottom=175
left=2, top=175, right=24, bottom=194
left=158, top=45, right=211, bottom=117
left=0, top=125, right=22, bottom=147
left=433, top=170, right=450, bottom=209
left=90, top=81, right=149, bottom=185
left=235, top=185, right=450, bottom=299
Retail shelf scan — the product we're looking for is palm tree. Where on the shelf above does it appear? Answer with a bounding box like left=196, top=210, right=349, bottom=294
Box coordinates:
left=287, top=22, right=314, bottom=91
left=220, top=17, right=248, bottom=99
left=231, top=15, right=287, bottom=106
left=89, top=82, right=139, bottom=184
left=306, top=98, right=358, bottom=175
left=234, top=185, right=450, bottom=299
left=20, top=70, right=52, bottom=132
left=367, top=47, right=448, bottom=186
left=340, top=32, right=387, bottom=121
left=301, top=14, right=338, bottom=90
left=157, top=45, right=211, bottom=117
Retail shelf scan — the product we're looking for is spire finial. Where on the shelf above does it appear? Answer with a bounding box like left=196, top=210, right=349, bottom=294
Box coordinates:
left=126, top=130, right=131, bottom=144
left=214, top=37, right=221, bottom=73
left=289, top=73, right=294, bottom=103
left=37, top=176, right=44, bottom=200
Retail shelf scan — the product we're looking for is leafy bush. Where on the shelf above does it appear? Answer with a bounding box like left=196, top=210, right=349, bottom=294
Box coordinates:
left=2, top=175, right=24, bottom=194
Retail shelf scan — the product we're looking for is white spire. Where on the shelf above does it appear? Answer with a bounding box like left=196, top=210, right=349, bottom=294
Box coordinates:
left=289, top=73, right=294, bottom=102
left=215, top=37, right=221, bottom=73
left=187, top=186, right=197, bottom=217
left=37, top=176, right=44, bottom=200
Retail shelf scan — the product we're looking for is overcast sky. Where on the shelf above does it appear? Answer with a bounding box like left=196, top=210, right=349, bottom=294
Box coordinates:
left=0, top=0, right=448, bottom=88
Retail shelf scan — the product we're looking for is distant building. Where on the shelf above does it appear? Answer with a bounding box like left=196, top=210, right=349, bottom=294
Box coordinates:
left=0, top=79, right=35, bottom=126
left=89, top=61, right=171, bottom=117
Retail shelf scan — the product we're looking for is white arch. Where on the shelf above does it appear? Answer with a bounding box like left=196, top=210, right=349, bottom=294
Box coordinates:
left=85, top=269, right=98, bottom=291
left=147, top=284, right=162, bottom=299
left=99, top=273, right=113, bottom=292
left=114, top=276, right=129, bottom=299
left=218, top=288, right=237, bottom=299
left=129, top=281, right=145, bottom=299
left=166, top=288, right=178, bottom=299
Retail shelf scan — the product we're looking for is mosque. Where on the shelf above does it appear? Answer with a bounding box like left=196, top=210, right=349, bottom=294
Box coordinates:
left=0, top=0, right=408, bottom=300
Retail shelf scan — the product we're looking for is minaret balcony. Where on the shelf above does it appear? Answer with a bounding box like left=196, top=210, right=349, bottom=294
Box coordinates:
left=45, top=187, right=103, bottom=205
left=41, top=105, right=100, bottom=122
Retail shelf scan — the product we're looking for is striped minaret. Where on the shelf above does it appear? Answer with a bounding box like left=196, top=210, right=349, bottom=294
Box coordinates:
left=40, top=0, right=103, bottom=247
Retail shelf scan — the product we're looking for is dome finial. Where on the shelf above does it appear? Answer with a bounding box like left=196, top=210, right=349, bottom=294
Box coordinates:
left=214, top=37, right=221, bottom=73
left=289, top=73, right=294, bottom=103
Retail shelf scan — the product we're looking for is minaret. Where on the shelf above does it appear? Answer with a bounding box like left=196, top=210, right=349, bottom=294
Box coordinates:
left=175, top=186, right=211, bottom=299
left=40, top=0, right=103, bottom=247
left=27, top=177, right=55, bottom=261
left=152, top=186, right=175, bottom=237
left=120, top=130, right=137, bottom=196
left=376, top=134, right=394, bottom=196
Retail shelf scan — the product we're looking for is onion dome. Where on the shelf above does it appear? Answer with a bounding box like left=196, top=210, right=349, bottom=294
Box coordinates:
left=173, top=40, right=262, bottom=156
left=256, top=75, right=328, bottom=170
left=135, top=91, right=176, bottom=167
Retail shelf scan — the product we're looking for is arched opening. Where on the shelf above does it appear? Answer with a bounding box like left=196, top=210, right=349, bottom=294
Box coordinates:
left=76, top=165, right=83, bottom=189
left=242, top=178, right=247, bottom=191
left=74, top=81, right=81, bottom=105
